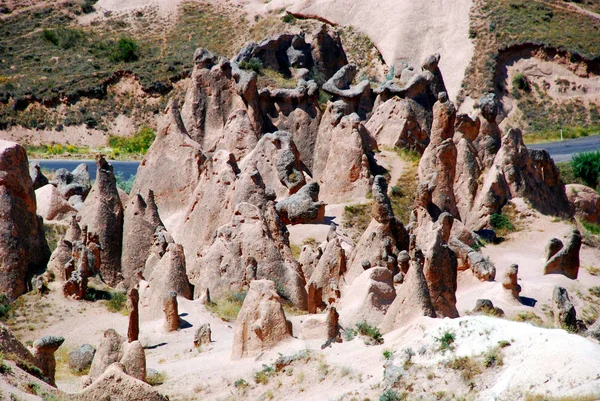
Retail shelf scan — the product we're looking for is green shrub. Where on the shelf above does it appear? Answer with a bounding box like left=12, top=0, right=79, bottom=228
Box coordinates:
left=234, top=378, right=248, bottom=388
left=42, top=28, right=85, bottom=50
left=446, top=356, right=482, bottom=381
left=512, top=72, right=530, bottom=91
left=582, top=221, right=600, bottom=236
left=571, top=151, right=600, bottom=188
left=483, top=346, right=504, bottom=368
left=380, top=389, right=403, bottom=401
left=109, top=127, right=155, bottom=155
left=356, top=321, right=384, bottom=344
left=106, top=291, right=126, bottom=313
left=0, top=294, right=11, bottom=319
left=115, top=172, right=135, bottom=194
left=239, top=57, right=263, bottom=73
left=254, top=364, right=275, bottom=384
left=110, top=37, right=139, bottom=63
left=146, top=370, right=167, bottom=386
left=282, top=13, right=295, bottom=24
left=435, top=331, right=455, bottom=353
left=490, top=213, right=515, bottom=232
left=382, top=349, right=394, bottom=360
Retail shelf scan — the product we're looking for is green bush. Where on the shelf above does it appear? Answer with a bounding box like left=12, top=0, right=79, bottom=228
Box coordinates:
left=512, top=72, right=530, bottom=91
left=571, top=151, right=600, bottom=188
left=106, top=291, right=126, bottom=313
left=115, top=172, right=135, bottom=195
left=435, top=331, right=455, bottom=352
left=109, top=127, right=155, bottom=155
left=380, top=389, right=403, bottom=401
left=110, top=37, right=139, bottom=63
left=239, top=57, right=263, bottom=73
left=0, top=294, right=11, bottom=319
left=490, top=213, right=515, bottom=232
left=356, top=321, right=384, bottom=344
left=253, top=364, right=275, bottom=384
left=42, top=28, right=85, bottom=50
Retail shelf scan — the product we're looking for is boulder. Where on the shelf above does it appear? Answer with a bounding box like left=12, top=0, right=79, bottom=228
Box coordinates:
left=338, top=267, right=396, bottom=327
left=472, top=299, right=504, bottom=316
left=121, top=190, right=164, bottom=286
left=79, top=155, right=124, bottom=287
left=0, top=140, right=50, bottom=300
left=52, top=164, right=91, bottom=201
left=120, top=340, right=146, bottom=382
left=29, top=162, right=49, bottom=190
left=194, top=323, right=212, bottom=347
left=68, top=344, right=96, bottom=374
left=544, top=230, right=581, bottom=279
left=231, top=280, right=291, bottom=359
left=163, top=291, right=180, bottom=332
left=276, top=182, right=326, bottom=225
left=552, top=286, right=584, bottom=332
left=310, top=24, right=349, bottom=82
left=32, top=335, right=64, bottom=386
left=566, top=184, right=600, bottom=224
left=364, top=97, right=430, bottom=153
left=35, top=184, right=77, bottom=221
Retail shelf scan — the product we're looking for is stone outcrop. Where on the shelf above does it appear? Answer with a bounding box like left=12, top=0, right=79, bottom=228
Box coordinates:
left=543, top=230, right=581, bottom=279
left=88, top=329, right=126, bottom=381
left=51, top=163, right=92, bottom=206
left=231, top=280, right=291, bottom=359
left=364, top=97, right=430, bottom=153
left=163, top=291, right=180, bottom=332
left=338, top=267, right=396, bottom=327
left=472, top=299, right=504, bottom=316
left=552, top=286, right=585, bottom=332
left=33, top=335, right=64, bottom=386
left=79, top=155, right=124, bottom=287
left=346, top=176, right=409, bottom=284
left=29, top=162, right=49, bottom=190
left=127, top=288, right=139, bottom=343
left=73, top=363, right=168, bottom=401
left=238, top=131, right=306, bottom=198
left=322, top=64, right=372, bottom=118
left=0, top=140, right=50, bottom=300
left=194, top=323, right=212, bottom=347
left=381, top=249, right=436, bottom=332
left=310, top=25, right=349, bottom=81
left=566, top=184, right=600, bottom=224
left=68, top=344, right=96, bottom=374
left=502, top=264, right=521, bottom=300
left=35, top=184, right=77, bottom=221
left=131, top=100, right=206, bottom=227
left=313, top=110, right=372, bottom=203
left=181, top=49, right=261, bottom=159
left=448, top=237, right=495, bottom=281
left=120, top=340, right=146, bottom=382
left=473, top=93, right=501, bottom=169
left=276, top=182, right=326, bottom=225
left=0, top=323, right=38, bottom=368
left=121, top=190, right=164, bottom=286
left=306, top=237, right=345, bottom=313
left=189, top=202, right=307, bottom=310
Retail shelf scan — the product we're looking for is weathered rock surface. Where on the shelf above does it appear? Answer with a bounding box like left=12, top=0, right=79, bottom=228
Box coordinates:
left=194, top=323, right=212, bottom=347
left=0, top=323, right=38, bottom=367
left=88, top=329, right=126, bottom=381
left=33, top=335, right=64, bottom=386
left=338, top=267, right=396, bottom=327
left=52, top=163, right=92, bottom=202
left=0, top=140, right=50, bottom=300
left=79, top=155, right=124, bottom=287
left=120, top=340, right=146, bottom=382
left=163, top=291, right=180, bottom=332
left=121, top=190, right=164, bottom=286
left=322, top=64, right=372, bottom=118
left=306, top=237, right=345, bottom=313
left=552, top=286, right=585, bottom=332
left=566, top=184, right=600, bottom=224
left=68, top=344, right=96, bottom=374
left=472, top=299, right=504, bottom=316
left=189, top=202, right=307, bottom=310
left=544, top=230, right=581, bottom=279
left=276, top=182, right=325, bottom=225
left=448, top=237, right=495, bottom=281
left=35, top=183, right=77, bottom=221
left=29, top=162, right=49, bottom=190
left=231, top=280, right=291, bottom=359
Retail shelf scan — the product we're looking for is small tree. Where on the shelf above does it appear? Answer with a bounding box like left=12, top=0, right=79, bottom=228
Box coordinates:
left=110, top=37, right=139, bottom=62
left=571, top=151, right=600, bottom=188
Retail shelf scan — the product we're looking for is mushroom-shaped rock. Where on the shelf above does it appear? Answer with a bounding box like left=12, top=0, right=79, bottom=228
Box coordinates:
left=502, top=264, right=521, bottom=300
left=544, top=230, right=581, bottom=279
left=78, top=155, right=124, bottom=287
left=276, top=182, right=326, bottom=225
left=0, top=140, right=50, bottom=300
left=33, top=335, right=64, bottom=386
left=322, top=64, right=372, bottom=118
left=231, top=280, right=291, bottom=359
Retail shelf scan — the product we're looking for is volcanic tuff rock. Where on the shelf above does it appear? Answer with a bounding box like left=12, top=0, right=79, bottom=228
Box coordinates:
left=544, top=230, right=581, bottom=279
left=33, top=335, right=64, bottom=386
left=276, top=182, right=325, bottom=225
left=0, top=140, right=50, bottom=300
left=29, top=162, right=49, bottom=190
left=35, top=183, right=77, bottom=221
left=448, top=236, right=496, bottom=281
left=121, top=190, right=164, bottom=286
left=322, top=64, right=372, bottom=118
left=189, top=201, right=307, bottom=309
left=88, top=329, right=126, bottom=381
left=306, top=236, right=345, bottom=313
left=231, top=280, right=291, bottom=359
left=79, top=155, right=124, bottom=287
left=181, top=49, right=261, bottom=159
left=502, top=264, right=521, bottom=300
left=566, top=184, right=600, bottom=224
left=69, top=344, right=96, bottom=374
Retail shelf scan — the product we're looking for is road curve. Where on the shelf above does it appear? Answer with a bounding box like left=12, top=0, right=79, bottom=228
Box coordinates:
left=527, top=136, right=600, bottom=163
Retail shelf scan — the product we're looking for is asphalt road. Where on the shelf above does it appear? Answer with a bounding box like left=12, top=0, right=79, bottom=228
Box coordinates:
left=528, top=135, right=600, bottom=163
